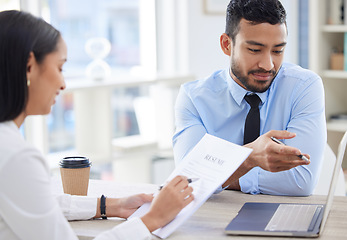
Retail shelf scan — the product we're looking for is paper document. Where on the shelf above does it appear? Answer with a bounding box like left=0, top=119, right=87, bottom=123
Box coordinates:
left=129, top=133, right=252, bottom=239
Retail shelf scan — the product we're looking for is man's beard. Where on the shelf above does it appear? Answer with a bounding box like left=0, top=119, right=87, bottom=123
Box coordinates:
left=230, top=61, right=277, bottom=93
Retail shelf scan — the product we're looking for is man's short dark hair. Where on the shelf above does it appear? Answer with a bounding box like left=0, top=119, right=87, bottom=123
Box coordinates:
left=225, top=0, right=287, bottom=43
left=0, top=10, right=61, bottom=122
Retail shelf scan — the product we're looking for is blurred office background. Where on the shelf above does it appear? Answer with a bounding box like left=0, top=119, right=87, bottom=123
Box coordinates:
left=4, top=0, right=341, bottom=187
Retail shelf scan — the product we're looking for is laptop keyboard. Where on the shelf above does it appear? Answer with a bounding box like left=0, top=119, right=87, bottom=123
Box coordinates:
left=265, top=204, right=318, bottom=232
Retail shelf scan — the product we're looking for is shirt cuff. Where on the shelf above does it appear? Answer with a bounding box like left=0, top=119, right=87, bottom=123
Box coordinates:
left=56, top=194, right=97, bottom=221
left=112, top=217, right=152, bottom=240
left=239, top=167, right=260, bottom=194
left=213, top=184, right=230, bottom=194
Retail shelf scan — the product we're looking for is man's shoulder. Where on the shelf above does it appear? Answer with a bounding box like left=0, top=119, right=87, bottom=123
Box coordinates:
left=271, top=63, right=324, bottom=98
left=280, top=62, right=320, bottom=82
left=182, top=69, right=229, bottom=94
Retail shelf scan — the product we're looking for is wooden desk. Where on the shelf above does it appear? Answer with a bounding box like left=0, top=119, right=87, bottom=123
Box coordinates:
left=62, top=179, right=347, bottom=240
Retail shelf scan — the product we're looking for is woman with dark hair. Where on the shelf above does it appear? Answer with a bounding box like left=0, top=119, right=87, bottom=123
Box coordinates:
left=0, top=10, right=194, bottom=240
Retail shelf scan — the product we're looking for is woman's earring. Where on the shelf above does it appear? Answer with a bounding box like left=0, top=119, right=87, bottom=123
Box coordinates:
left=27, top=79, right=30, bottom=87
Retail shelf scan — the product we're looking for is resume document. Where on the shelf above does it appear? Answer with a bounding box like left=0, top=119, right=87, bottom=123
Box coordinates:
left=129, top=133, right=252, bottom=239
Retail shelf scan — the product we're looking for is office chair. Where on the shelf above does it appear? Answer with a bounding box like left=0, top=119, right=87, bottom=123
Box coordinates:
left=313, top=132, right=347, bottom=196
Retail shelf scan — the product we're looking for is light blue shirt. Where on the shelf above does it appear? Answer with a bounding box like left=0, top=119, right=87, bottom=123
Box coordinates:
left=173, top=62, right=327, bottom=196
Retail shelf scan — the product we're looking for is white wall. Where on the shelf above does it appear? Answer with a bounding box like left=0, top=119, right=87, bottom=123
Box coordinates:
left=186, top=0, right=228, bottom=80
left=280, top=0, right=299, bottom=65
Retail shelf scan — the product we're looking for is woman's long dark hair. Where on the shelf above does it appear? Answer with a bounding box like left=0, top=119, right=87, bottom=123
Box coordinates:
left=0, top=10, right=61, bottom=122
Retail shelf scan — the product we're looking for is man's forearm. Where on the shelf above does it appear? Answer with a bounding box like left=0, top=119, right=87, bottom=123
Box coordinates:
left=222, top=160, right=253, bottom=190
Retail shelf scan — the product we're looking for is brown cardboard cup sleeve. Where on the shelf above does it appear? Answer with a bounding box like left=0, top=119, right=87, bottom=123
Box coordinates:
left=59, top=156, right=92, bottom=196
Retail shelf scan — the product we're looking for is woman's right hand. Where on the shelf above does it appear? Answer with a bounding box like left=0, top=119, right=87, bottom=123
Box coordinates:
left=140, top=175, right=194, bottom=232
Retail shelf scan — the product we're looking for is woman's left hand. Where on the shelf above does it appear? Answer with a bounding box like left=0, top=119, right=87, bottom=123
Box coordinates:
left=112, top=193, right=154, bottom=218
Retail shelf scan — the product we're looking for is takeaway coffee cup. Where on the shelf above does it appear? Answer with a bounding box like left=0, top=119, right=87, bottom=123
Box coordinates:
left=59, top=156, right=92, bottom=196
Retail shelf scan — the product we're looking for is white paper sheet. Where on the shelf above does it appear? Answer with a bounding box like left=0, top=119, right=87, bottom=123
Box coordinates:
left=129, top=133, right=252, bottom=239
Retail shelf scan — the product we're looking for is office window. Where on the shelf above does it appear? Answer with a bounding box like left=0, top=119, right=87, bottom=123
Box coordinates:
left=47, top=93, right=75, bottom=152
left=111, top=86, right=151, bottom=138
left=41, top=0, right=142, bottom=153
left=0, top=0, right=20, bottom=11
left=112, top=88, right=140, bottom=138
left=47, top=0, right=140, bottom=76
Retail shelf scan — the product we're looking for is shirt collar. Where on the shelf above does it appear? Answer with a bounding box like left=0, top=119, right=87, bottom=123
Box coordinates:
left=226, top=68, right=268, bottom=106
left=6, top=120, right=19, bottom=130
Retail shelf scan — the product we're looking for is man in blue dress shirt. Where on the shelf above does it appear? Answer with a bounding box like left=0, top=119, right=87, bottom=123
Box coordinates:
left=173, top=0, right=326, bottom=196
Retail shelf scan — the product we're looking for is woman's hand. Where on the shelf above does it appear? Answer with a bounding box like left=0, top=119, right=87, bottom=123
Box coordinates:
left=141, top=175, right=194, bottom=232
left=114, top=193, right=154, bottom=218
left=94, top=193, right=153, bottom=219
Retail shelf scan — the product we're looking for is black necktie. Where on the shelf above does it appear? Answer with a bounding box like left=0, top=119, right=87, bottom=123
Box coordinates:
left=243, top=94, right=261, bottom=144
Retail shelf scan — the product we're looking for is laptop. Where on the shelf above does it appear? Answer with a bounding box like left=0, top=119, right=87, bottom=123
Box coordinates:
left=225, top=132, right=347, bottom=237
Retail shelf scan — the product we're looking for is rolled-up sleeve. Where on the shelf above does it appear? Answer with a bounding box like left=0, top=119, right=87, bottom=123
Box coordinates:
left=240, top=75, right=326, bottom=196
left=56, top=194, right=97, bottom=221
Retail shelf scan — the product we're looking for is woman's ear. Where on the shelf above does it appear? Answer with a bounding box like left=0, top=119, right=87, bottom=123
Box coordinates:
left=220, top=33, right=232, bottom=56
left=26, top=52, right=38, bottom=85
left=26, top=52, right=35, bottom=73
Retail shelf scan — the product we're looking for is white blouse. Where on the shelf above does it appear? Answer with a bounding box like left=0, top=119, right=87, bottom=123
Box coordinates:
left=0, top=121, right=152, bottom=240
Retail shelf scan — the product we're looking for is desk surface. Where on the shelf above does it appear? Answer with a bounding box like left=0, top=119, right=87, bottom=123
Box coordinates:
left=62, top=179, right=347, bottom=240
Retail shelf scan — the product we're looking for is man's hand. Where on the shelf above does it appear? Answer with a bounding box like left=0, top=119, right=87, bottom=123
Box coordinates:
left=245, top=130, right=310, bottom=172
left=224, top=130, right=310, bottom=190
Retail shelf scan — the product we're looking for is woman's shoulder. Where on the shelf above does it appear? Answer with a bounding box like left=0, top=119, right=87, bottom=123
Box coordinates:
left=0, top=121, right=47, bottom=171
